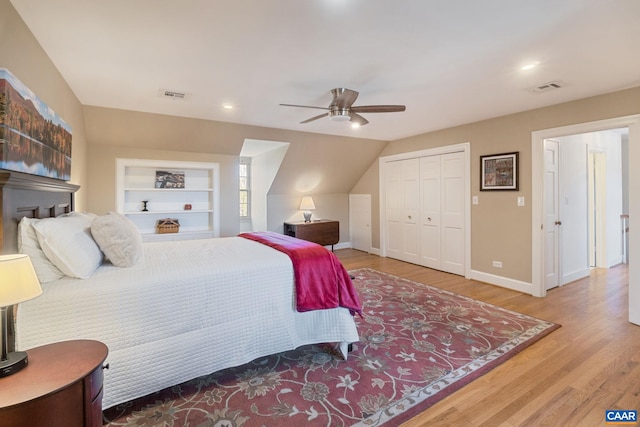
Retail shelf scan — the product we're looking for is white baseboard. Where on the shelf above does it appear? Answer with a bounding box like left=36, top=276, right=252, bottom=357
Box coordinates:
left=347, top=251, right=534, bottom=296
left=334, top=242, right=381, bottom=256
left=333, top=242, right=351, bottom=250
left=469, top=270, right=534, bottom=295
left=562, top=268, right=590, bottom=285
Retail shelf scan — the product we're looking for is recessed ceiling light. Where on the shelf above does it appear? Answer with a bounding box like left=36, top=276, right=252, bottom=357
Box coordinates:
left=521, top=61, right=540, bottom=71
left=351, top=123, right=361, bottom=128
left=223, top=104, right=234, bottom=110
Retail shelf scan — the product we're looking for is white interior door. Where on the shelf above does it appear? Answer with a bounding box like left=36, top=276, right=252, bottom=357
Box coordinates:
left=420, top=156, right=441, bottom=269
left=587, top=150, right=608, bottom=268
left=385, top=159, right=419, bottom=264
left=418, top=152, right=465, bottom=274
left=349, top=194, right=371, bottom=252
left=544, top=139, right=561, bottom=290
left=441, top=152, right=466, bottom=275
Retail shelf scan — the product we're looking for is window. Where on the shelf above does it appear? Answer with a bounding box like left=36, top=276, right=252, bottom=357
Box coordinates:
left=239, top=157, right=250, bottom=218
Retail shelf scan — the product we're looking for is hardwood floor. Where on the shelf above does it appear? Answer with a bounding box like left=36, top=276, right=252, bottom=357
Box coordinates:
left=336, top=249, right=640, bottom=427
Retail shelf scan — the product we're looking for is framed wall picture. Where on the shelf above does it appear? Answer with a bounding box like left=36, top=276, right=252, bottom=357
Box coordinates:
left=480, top=152, right=519, bottom=191
left=155, top=170, right=185, bottom=188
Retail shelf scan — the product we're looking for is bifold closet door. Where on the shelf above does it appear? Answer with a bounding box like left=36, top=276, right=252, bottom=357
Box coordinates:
left=440, top=152, right=465, bottom=275
left=419, top=152, right=465, bottom=275
left=385, top=152, right=465, bottom=274
left=385, top=158, right=420, bottom=264
left=419, top=156, right=441, bottom=269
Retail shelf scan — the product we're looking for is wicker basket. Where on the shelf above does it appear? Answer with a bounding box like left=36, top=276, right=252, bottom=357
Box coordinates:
left=156, top=218, right=180, bottom=234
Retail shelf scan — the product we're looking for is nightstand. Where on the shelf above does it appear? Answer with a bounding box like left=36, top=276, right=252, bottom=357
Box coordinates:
left=283, top=220, right=339, bottom=251
left=0, top=340, right=108, bottom=427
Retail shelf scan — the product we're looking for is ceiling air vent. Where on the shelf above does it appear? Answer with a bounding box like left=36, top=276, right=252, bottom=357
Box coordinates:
left=531, top=81, right=564, bottom=93
left=160, top=89, right=188, bottom=100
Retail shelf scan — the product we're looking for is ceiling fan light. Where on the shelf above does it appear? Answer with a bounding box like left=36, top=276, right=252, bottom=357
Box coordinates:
left=329, top=109, right=351, bottom=122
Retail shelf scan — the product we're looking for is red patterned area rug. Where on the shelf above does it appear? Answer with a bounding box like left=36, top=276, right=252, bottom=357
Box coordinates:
left=103, top=268, right=560, bottom=427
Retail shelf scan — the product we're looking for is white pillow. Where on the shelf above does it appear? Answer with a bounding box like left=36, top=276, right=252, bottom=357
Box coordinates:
left=17, top=217, right=65, bottom=283
left=32, top=212, right=104, bottom=279
left=91, top=212, right=143, bottom=267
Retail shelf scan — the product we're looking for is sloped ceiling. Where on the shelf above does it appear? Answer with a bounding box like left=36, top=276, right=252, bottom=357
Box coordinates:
left=9, top=0, right=640, bottom=142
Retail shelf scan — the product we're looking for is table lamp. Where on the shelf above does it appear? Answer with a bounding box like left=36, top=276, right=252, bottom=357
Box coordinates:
left=0, top=254, right=42, bottom=377
left=299, top=196, right=316, bottom=222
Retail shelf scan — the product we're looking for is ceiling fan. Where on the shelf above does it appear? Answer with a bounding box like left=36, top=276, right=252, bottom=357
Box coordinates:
left=280, top=88, right=406, bottom=126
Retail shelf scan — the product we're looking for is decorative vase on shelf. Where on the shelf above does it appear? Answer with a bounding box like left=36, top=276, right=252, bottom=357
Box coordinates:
left=142, top=200, right=149, bottom=212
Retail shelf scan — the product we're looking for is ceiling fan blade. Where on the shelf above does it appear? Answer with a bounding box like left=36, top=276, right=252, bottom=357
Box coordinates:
left=280, top=103, right=329, bottom=111
left=300, top=113, right=329, bottom=124
left=330, top=88, right=359, bottom=109
left=350, top=113, right=369, bottom=126
left=351, top=105, right=406, bottom=113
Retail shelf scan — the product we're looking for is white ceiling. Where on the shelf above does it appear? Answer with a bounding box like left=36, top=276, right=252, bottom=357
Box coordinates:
left=10, top=0, right=640, bottom=141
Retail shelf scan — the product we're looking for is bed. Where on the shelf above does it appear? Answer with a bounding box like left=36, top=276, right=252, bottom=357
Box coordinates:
left=0, top=171, right=361, bottom=409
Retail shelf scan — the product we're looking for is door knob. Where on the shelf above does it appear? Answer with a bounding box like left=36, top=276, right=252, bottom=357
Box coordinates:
left=555, top=221, right=562, bottom=226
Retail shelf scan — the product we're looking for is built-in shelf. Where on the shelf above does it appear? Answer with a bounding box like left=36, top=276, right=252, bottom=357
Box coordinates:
left=116, top=158, right=220, bottom=241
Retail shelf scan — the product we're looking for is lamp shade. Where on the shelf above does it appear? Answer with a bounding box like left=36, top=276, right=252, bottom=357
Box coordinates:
left=299, top=196, right=316, bottom=210
left=0, top=254, right=42, bottom=307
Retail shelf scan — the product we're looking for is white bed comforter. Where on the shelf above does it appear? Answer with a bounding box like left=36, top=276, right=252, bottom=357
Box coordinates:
left=16, top=237, right=359, bottom=408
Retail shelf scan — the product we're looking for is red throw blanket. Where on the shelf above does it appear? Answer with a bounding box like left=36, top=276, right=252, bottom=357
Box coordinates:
left=238, top=231, right=362, bottom=316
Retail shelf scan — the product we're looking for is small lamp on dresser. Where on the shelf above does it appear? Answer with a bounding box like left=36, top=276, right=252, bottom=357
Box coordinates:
left=0, top=254, right=42, bottom=378
left=299, top=196, right=316, bottom=223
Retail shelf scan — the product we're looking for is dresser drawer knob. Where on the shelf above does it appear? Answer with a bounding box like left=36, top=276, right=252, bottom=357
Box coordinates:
left=103, top=363, right=110, bottom=370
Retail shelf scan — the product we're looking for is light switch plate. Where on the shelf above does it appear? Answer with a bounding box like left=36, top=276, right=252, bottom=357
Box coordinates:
left=517, top=196, right=525, bottom=206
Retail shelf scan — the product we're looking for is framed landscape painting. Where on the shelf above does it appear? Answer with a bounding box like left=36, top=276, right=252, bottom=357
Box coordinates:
left=0, top=68, right=72, bottom=180
left=480, top=152, right=519, bottom=191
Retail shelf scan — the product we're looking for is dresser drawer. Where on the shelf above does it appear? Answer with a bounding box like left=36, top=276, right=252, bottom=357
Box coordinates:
left=283, top=220, right=339, bottom=248
left=87, top=365, right=104, bottom=401
left=89, top=387, right=104, bottom=427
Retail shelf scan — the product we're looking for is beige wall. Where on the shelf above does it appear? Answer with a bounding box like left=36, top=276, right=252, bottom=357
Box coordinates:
left=83, top=105, right=387, bottom=194
left=268, top=193, right=350, bottom=240
left=87, top=144, right=239, bottom=236
left=0, top=0, right=88, bottom=209
left=352, top=86, right=640, bottom=283
left=82, top=105, right=387, bottom=238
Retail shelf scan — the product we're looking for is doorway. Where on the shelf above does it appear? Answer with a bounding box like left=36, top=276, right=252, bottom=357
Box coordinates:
left=543, top=131, right=624, bottom=291
left=531, top=114, right=639, bottom=326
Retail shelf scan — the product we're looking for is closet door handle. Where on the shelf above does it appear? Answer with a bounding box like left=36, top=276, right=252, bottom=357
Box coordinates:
left=555, top=221, right=562, bottom=226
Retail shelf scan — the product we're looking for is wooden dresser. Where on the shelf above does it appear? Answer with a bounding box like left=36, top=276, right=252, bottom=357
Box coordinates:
left=0, top=340, right=108, bottom=427
left=283, top=220, right=339, bottom=250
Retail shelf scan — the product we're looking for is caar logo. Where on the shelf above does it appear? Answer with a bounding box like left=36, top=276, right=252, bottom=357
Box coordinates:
left=606, top=410, right=637, bottom=424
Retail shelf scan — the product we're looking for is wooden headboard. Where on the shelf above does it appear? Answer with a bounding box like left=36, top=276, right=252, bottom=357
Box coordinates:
left=0, top=170, right=79, bottom=255
left=0, top=170, right=79, bottom=352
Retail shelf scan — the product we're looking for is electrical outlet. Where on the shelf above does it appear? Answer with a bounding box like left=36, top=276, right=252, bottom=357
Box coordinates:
left=492, top=261, right=502, bottom=268
left=472, top=196, right=479, bottom=205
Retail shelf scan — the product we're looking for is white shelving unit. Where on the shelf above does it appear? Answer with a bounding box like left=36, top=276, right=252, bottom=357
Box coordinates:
left=116, top=158, right=220, bottom=241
